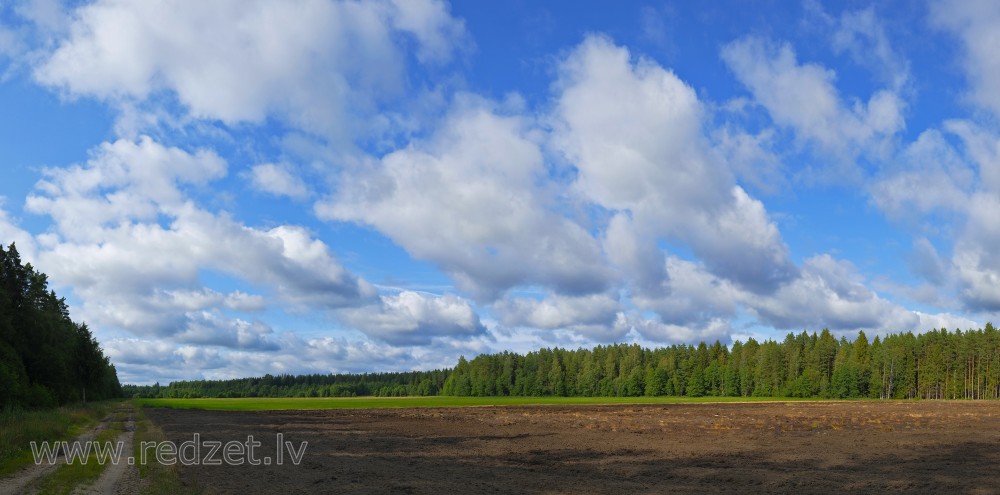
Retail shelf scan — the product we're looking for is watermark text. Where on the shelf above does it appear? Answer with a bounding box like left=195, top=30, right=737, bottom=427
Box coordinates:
left=30, top=434, right=307, bottom=466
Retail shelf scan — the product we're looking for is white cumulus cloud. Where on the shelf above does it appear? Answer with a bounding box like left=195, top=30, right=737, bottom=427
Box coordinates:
left=23, top=137, right=375, bottom=338
left=339, top=291, right=487, bottom=346
left=721, top=36, right=904, bottom=162
left=34, top=0, right=466, bottom=141
left=247, top=163, right=309, bottom=200
left=931, top=0, right=1000, bottom=119
left=318, top=96, right=614, bottom=300
left=554, top=36, right=796, bottom=294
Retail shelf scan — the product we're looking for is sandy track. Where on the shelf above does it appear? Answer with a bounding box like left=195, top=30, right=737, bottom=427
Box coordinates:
left=74, top=405, right=138, bottom=495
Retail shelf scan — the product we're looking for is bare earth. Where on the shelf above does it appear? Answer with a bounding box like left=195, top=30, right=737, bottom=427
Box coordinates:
left=144, top=401, right=1000, bottom=494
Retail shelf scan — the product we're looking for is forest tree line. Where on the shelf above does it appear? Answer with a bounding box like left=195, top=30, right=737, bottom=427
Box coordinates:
left=443, top=327, right=1000, bottom=399
left=127, top=324, right=1000, bottom=400
left=123, top=370, right=450, bottom=399
left=0, top=243, right=122, bottom=408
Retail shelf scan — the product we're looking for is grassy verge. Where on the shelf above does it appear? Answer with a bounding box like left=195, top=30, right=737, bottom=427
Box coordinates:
left=136, top=395, right=814, bottom=411
left=132, top=402, right=196, bottom=495
left=0, top=401, right=117, bottom=477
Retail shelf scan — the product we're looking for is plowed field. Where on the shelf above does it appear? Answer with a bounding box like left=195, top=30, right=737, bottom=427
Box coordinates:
left=144, top=401, right=1000, bottom=494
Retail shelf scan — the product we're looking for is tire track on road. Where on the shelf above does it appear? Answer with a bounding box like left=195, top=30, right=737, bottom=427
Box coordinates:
left=74, top=404, right=138, bottom=495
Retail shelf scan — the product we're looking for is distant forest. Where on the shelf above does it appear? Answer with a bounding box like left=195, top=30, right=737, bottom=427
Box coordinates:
left=128, top=325, right=1000, bottom=400
left=0, top=243, right=122, bottom=408
left=123, top=370, right=450, bottom=399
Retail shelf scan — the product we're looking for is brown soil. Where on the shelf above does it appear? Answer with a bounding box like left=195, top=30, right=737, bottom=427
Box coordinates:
left=144, top=401, right=1000, bottom=494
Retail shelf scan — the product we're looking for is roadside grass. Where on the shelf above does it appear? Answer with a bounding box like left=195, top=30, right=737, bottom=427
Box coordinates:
left=0, top=401, right=116, bottom=477
left=132, top=403, right=197, bottom=495
left=136, top=395, right=818, bottom=411
left=31, top=407, right=126, bottom=495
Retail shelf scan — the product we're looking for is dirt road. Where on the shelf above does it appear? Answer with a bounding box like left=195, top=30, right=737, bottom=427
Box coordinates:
left=144, top=400, right=1000, bottom=494
left=75, top=405, right=138, bottom=495
left=0, top=403, right=137, bottom=495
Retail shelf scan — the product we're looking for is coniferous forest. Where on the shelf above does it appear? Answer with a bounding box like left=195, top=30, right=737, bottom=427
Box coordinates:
left=0, top=243, right=122, bottom=408
left=441, top=327, right=1000, bottom=400
left=127, top=325, right=1000, bottom=400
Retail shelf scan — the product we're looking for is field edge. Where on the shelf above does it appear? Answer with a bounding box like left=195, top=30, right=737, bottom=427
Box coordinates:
left=134, top=395, right=850, bottom=411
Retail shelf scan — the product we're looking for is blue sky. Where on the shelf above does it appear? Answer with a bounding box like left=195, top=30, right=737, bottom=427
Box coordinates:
left=1, top=0, right=998, bottom=384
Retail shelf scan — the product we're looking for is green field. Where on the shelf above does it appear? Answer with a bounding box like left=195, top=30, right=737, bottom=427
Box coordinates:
left=135, top=395, right=811, bottom=411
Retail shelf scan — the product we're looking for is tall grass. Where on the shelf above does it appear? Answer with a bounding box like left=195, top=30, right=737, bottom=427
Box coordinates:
left=0, top=401, right=115, bottom=476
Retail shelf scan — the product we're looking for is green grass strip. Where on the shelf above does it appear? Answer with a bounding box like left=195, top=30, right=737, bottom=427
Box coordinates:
left=136, top=395, right=820, bottom=411
left=132, top=404, right=197, bottom=495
